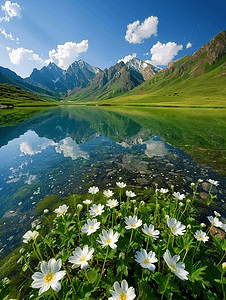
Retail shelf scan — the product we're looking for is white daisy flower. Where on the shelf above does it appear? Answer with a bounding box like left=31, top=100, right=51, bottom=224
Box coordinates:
left=116, top=182, right=127, bottom=188
left=142, top=224, right=160, bottom=240
left=81, top=219, right=100, bottom=235
left=43, top=209, right=49, bottom=214
left=126, top=190, right=136, bottom=198
left=167, top=217, right=186, bottom=236
left=109, top=279, right=136, bottom=300
left=214, top=211, right=221, bottom=217
left=135, top=248, right=158, bottom=271
left=31, top=258, right=66, bottom=295
left=173, top=192, right=186, bottom=200
left=88, top=186, right=99, bottom=194
left=97, top=229, right=120, bottom=249
left=106, top=199, right=119, bottom=208
left=125, top=216, right=142, bottom=230
left=53, top=204, right=69, bottom=217
left=89, top=204, right=104, bottom=217
left=207, top=216, right=223, bottom=228
left=208, top=179, right=219, bottom=186
left=83, top=199, right=92, bottom=205
left=68, top=245, right=94, bottom=270
left=163, top=250, right=189, bottom=281
left=160, top=188, right=169, bottom=193
left=200, top=223, right=206, bottom=228
left=103, top=189, right=114, bottom=198
left=194, top=230, right=209, bottom=243
left=23, top=230, right=39, bottom=243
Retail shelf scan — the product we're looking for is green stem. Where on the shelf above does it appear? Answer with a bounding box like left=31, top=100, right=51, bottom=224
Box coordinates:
left=222, top=272, right=226, bottom=300
left=34, top=240, right=43, bottom=261
left=126, top=229, right=134, bottom=255
left=161, top=275, right=171, bottom=300
left=192, top=241, right=201, bottom=262
left=63, top=265, right=77, bottom=295
left=32, top=242, right=40, bottom=260
left=51, top=289, right=57, bottom=300
left=146, top=237, right=150, bottom=252
left=101, top=247, right=109, bottom=275
left=218, top=252, right=226, bottom=267
left=182, top=249, right=188, bottom=262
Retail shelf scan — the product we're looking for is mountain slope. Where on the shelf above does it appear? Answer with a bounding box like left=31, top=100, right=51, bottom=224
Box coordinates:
left=0, top=83, right=56, bottom=107
left=25, top=60, right=101, bottom=94
left=66, top=58, right=160, bottom=102
left=0, top=66, right=60, bottom=100
left=96, top=30, right=226, bottom=107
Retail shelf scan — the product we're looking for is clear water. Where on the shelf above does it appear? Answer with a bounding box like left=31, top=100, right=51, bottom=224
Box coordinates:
left=0, top=106, right=225, bottom=258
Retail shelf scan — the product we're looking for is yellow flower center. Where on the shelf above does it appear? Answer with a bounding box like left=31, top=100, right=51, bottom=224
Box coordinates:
left=169, top=264, right=178, bottom=272
left=106, top=239, right=111, bottom=244
left=79, top=256, right=86, bottom=262
left=96, top=210, right=99, bottom=213
left=90, top=226, right=94, bottom=230
left=131, top=224, right=136, bottom=227
left=200, top=236, right=203, bottom=241
left=119, top=292, right=127, bottom=300
left=44, top=272, right=55, bottom=284
left=111, top=203, right=115, bottom=206
left=171, top=226, right=176, bottom=231
left=148, top=232, right=153, bottom=236
left=142, top=258, right=149, bottom=264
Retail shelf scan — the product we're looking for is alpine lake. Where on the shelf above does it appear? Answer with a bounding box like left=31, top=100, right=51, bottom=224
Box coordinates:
left=0, top=105, right=226, bottom=260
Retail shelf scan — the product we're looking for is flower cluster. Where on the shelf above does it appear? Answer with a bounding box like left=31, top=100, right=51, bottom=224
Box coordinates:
left=13, top=179, right=226, bottom=300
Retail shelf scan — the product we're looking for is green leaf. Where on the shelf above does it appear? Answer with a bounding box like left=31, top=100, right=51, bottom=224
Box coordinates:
left=154, top=272, right=173, bottom=294
left=86, top=268, right=99, bottom=284
left=188, top=261, right=209, bottom=285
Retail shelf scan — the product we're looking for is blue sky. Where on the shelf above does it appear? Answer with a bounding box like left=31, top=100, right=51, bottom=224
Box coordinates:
left=0, top=0, right=225, bottom=78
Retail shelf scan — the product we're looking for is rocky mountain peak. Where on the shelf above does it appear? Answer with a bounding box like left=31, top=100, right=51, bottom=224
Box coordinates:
left=191, top=30, right=226, bottom=65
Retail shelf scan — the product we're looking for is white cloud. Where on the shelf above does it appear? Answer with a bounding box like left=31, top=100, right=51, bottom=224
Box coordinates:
left=143, top=52, right=149, bottom=56
left=8, top=47, right=43, bottom=65
left=125, top=16, right=158, bottom=44
left=117, top=53, right=136, bottom=64
left=20, top=137, right=57, bottom=156
left=55, top=137, right=88, bottom=160
left=0, top=1, right=21, bottom=22
left=186, top=42, right=192, bottom=49
left=48, top=40, right=89, bottom=69
left=0, top=27, right=18, bottom=41
left=149, top=41, right=183, bottom=66
left=6, top=46, right=11, bottom=51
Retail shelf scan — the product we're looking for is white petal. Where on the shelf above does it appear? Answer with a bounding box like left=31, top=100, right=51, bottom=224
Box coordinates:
left=31, top=280, right=44, bottom=288
left=121, top=279, right=128, bottom=292
left=55, top=271, right=66, bottom=281
left=51, top=280, right=61, bottom=292
left=114, top=281, right=121, bottom=294
left=40, top=261, right=48, bottom=275
left=32, top=272, right=44, bottom=280
left=38, top=283, right=50, bottom=295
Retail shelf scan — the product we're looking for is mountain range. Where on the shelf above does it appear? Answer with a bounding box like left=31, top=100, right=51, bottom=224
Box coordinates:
left=0, top=30, right=225, bottom=105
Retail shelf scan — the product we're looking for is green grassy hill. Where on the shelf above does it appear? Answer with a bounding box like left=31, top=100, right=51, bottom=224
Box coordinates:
left=96, top=53, right=226, bottom=107
left=0, top=83, right=58, bottom=107
left=68, top=31, right=226, bottom=108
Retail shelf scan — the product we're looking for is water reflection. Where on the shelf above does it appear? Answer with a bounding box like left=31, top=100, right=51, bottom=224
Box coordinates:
left=0, top=106, right=225, bottom=259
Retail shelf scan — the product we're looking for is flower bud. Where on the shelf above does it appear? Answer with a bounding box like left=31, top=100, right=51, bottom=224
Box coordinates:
left=222, top=262, right=226, bottom=272
left=77, top=204, right=83, bottom=212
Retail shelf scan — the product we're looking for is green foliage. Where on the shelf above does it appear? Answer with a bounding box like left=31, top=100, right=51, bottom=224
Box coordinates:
left=2, top=181, right=226, bottom=299
left=0, top=83, right=58, bottom=107
left=35, top=195, right=63, bottom=213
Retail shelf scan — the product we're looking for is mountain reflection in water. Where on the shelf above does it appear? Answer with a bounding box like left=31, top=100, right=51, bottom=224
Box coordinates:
left=0, top=106, right=225, bottom=259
